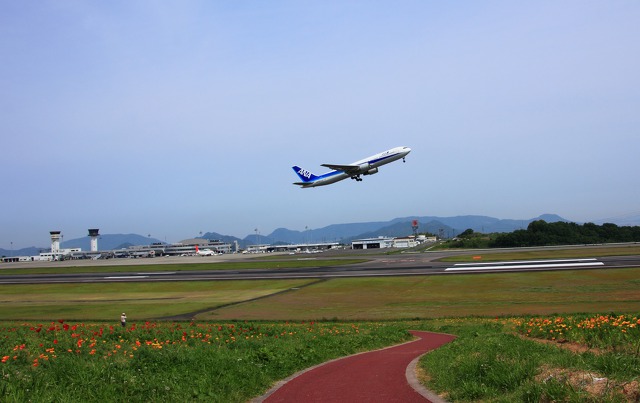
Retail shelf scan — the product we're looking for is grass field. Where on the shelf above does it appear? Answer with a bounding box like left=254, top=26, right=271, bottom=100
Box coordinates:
left=206, top=268, right=640, bottom=320
left=1, top=267, right=639, bottom=321
left=0, top=280, right=316, bottom=321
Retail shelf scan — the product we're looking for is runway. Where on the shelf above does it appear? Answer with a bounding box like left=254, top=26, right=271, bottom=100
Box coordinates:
left=1, top=249, right=639, bottom=284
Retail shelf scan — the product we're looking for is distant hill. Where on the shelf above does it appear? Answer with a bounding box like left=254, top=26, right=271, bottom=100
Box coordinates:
left=0, top=246, right=43, bottom=257
left=592, top=212, right=640, bottom=226
left=202, top=214, right=571, bottom=248
left=351, top=220, right=453, bottom=241
left=199, top=232, right=243, bottom=247
left=390, top=214, right=569, bottom=234
left=256, top=214, right=570, bottom=246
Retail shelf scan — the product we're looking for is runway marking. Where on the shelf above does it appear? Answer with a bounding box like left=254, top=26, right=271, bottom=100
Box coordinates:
left=104, top=276, right=150, bottom=279
left=451, top=258, right=600, bottom=266
left=445, top=258, right=604, bottom=272
left=139, top=272, right=176, bottom=275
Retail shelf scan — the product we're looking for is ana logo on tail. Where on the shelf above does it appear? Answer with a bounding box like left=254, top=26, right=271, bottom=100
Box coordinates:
left=296, top=167, right=314, bottom=180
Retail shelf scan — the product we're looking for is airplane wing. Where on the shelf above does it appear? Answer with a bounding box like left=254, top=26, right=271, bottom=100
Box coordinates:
left=321, top=163, right=360, bottom=175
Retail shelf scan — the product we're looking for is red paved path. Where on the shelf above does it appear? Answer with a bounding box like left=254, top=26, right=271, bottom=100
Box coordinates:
left=256, top=331, right=455, bottom=403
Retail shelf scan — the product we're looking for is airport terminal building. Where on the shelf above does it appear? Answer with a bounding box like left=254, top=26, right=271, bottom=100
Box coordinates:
left=1, top=230, right=234, bottom=262
left=2, top=230, right=436, bottom=263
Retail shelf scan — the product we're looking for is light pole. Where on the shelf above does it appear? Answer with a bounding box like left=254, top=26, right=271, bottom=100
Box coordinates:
left=254, top=228, right=260, bottom=252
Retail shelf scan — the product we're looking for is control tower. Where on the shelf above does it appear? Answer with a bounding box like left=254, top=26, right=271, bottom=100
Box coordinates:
left=88, top=229, right=100, bottom=252
left=50, top=231, right=61, bottom=254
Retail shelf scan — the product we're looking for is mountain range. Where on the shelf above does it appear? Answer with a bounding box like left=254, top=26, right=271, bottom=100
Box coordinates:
left=212, top=213, right=568, bottom=247
left=4, top=213, right=638, bottom=257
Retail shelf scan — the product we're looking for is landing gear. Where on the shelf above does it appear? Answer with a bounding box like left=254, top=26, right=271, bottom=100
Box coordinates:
left=403, top=157, right=406, bottom=162
left=351, top=175, right=363, bottom=182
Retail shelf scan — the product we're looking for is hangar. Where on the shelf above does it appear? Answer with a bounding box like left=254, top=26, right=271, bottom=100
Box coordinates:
left=351, top=237, right=395, bottom=250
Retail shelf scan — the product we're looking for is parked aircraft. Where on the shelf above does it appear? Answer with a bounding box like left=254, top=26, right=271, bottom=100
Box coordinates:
left=292, top=146, right=411, bottom=188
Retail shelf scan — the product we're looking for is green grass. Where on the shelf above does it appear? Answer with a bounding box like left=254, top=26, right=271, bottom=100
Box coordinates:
left=208, top=268, right=640, bottom=320
left=0, top=280, right=315, bottom=320
left=0, top=321, right=411, bottom=402
left=416, top=316, right=640, bottom=402
left=1, top=268, right=639, bottom=321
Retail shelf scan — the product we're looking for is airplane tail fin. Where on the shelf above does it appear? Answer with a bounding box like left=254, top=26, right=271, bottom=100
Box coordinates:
left=292, top=166, right=318, bottom=183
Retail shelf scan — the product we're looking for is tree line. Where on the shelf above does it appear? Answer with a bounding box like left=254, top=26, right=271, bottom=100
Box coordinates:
left=489, top=220, right=640, bottom=247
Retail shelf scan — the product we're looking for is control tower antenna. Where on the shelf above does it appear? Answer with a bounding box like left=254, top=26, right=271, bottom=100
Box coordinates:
left=88, top=229, right=100, bottom=252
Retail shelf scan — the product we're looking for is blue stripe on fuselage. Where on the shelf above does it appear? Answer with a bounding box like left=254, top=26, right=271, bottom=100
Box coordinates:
left=366, top=152, right=401, bottom=166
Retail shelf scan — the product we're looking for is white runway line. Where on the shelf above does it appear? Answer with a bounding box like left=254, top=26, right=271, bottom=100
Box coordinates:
left=445, top=259, right=604, bottom=272
left=451, top=258, right=599, bottom=266
left=104, top=276, right=150, bottom=279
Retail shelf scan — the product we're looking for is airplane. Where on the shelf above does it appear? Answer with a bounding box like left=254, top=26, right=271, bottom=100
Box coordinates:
left=195, top=245, right=217, bottom=256
left=292, top=146, right=411, bottom=188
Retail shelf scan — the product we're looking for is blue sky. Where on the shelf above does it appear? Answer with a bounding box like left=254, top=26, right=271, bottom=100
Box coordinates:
left=2, top=1, right=639, bottom=248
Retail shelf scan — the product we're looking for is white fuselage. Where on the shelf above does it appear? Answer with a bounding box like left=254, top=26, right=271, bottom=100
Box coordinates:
left=300, top=146, right=411, bottom=187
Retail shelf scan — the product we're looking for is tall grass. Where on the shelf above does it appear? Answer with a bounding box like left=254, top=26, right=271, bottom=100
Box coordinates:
left=418, top=315, right=640, bottom=402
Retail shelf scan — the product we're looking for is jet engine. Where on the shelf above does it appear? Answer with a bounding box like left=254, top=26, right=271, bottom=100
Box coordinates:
left=358, top=163, right=371, bottom=173
left=364, top=167, right=379, bottom=175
